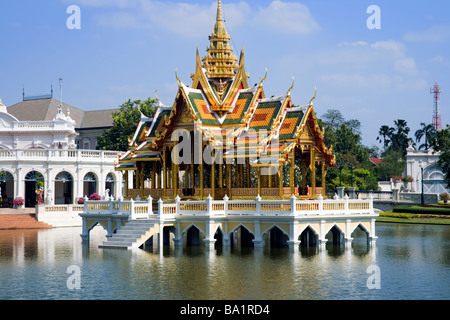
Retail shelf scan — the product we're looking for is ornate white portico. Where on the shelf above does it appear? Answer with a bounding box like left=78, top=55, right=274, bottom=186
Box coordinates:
left=0, top=97, right=122, bottom=208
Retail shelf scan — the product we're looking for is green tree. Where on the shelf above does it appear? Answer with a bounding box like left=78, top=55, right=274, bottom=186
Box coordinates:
left=414, top=122, right=436, bottom=151
left=376, top=125, right=394, bottom=151
left=390, top=119, right=411, bottom=154
left=377, top=119, right=412, bottom=156
left=375, top=150, right=406, bottom=182
left=321, top=110, right=378, bottom=191
left=97, top=98, right=157, bottom=152
left=430, top=125, right=450, bottom=187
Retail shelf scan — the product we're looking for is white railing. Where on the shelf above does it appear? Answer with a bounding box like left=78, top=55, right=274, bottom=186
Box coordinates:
left=14, top=121, right=57, bottom=130
left=67, top=194, right=375, bottom=221
left=0, top=149, right=119, bottom=162
left=82, top=196, right=153, bottom=220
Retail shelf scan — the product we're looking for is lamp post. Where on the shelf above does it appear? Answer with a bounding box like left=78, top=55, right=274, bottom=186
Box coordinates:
left=348, top=162, right=355, bottom=188
left=421, top=165, right=424, bottom=205
left=338, top=161, right=344, bottom=187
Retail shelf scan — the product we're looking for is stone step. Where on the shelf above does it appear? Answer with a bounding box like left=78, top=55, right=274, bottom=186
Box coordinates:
left=99, top=219, right=157, bottom=250
left=0, top=214, right=52, bottom=230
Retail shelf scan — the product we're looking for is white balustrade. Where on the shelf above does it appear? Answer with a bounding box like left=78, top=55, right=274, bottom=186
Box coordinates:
left=0, top=149, right=119, bottom=163
left=45, top=194, right=374, bottom=220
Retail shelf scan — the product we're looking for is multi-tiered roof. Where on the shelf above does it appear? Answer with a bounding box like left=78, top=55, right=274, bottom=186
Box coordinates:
left=118, top=0, right=335, bottom=198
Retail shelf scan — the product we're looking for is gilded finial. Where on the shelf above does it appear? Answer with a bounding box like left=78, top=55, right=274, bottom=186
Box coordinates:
left=155, top=89, right=160, bottom=102
left=287, top=76, right=295, bottom=96
left=309, top=86, right=317, bottom=106
left=175, top=68, right=182, bottom=87
left=259, top=68, right=268, bottom=87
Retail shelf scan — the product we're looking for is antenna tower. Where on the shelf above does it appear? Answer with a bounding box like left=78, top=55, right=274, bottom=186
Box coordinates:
left=431, top=82, right=442, bottom=131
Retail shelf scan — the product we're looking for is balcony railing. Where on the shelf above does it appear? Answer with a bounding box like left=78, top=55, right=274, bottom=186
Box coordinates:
left=72, top=194, right=375, bottom=221
left=0, top=149, right=119, bottom=162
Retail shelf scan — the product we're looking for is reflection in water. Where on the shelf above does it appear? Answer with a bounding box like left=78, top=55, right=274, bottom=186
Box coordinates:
left=0, top=223, right=449, bottom=300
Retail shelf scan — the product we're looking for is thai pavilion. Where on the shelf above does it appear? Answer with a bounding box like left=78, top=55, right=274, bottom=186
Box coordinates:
left=116, top=0, right=336, bottom=201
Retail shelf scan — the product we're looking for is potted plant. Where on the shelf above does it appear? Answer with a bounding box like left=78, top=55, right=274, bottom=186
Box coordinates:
left=402, top=175, right=414, bottom=191
left=13, top=197, right=24, bottom=209
left=89, top=193, right=101, bottom=201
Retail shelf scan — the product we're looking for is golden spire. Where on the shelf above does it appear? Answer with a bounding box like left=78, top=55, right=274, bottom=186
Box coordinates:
left=202, top=0, right=238, bottom=79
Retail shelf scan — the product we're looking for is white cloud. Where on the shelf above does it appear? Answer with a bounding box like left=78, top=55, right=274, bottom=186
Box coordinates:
left=253, top=1, right=319, bottom=35
left=393, top=58, right=417, bottom=75
left=370, top=40, right=406, bottom=58
left=403, top=24, right=450, bottom=42
left=66, top=0, right=317, bottom=37
left=316, top=40, right=425, bottom=92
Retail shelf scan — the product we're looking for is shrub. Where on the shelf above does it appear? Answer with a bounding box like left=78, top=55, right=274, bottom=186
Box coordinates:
left=439, top=192, right=449, bottom=204
left=402, top=175, right=414, bottom=184
left=77, top=197, right=84, bottom=205
left=393, top=205, right=450, bottom=215
left=13, top=197, right=24, bottom=207
left=89, top=193, right=101, bottom=201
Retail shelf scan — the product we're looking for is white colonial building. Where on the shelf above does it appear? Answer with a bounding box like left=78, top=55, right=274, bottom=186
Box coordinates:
left=405, top=144, right=449, bottom=194
left=0, top=97, right=122, bottom=208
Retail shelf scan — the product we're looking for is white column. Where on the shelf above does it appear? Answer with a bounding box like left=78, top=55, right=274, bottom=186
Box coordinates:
left=76, top=166, right=83, bottom=199
left=15, top=166, right=23, bottom=198
left=203, top=220, right=217, bottom=249
left=287, top=220, right=300, bottom=251
left=252, top=220, right=263, bottom=248
left=318, top=219, right=327, bottom=247
left=345, top=219, right=353, bottom=246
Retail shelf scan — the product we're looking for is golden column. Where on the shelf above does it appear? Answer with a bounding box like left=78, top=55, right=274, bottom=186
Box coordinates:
left=301, top=159, right=307, bottom=195
left=257, top=167, right=262, bottom=196
left=151, top=162, right=156, bottom=189
left=139, top=164, right=145, bottom=198
left=124, top=171, right=129, bottom=199
left=290, top=149, right=295, bottom=196
left=190, top=136, right=195, bottom=191
left=219, top=161, right=223, bottom=189
left=173, top=147, right=178, bottom=197
left=278, top=164, right=283, bottom=198
left=163, top=149, right=167, bottom=197
left=321, top=161, right=327, bottom=196
left=228, top=162, right=232, bottom=199
left=200, top=143, right=204, bottom=198
left=246, top=157, right=251, bottom=188
left=310, top=145, right=316, bottom=197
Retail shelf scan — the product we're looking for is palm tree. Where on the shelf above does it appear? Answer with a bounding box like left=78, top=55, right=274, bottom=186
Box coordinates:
left=376, top=125, right=394, bottom=151
left=390, top=119, right=411, bottom=154
left=415, top=122, right=436, bottom=150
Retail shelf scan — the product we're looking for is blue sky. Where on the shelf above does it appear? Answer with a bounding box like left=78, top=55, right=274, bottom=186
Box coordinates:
left=0, top=0, right=449, bottom=148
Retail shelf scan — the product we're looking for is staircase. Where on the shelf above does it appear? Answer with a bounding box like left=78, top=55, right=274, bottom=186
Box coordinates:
left=0, top=212, right=53, bottom=230
left=99, top=220, right=159, bottom=250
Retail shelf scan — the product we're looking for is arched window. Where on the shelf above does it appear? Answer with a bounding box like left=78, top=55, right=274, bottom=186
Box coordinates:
left=105, top=173, right=115, bottom=198
left=55, top=171, right=74, bottom=205
left=25, top=171, right=44, bottom=182
left=55, top=171, right=73, bottom=182
left=24, top=171, right=45, bottom=208
left=0, top=171, right=14, bottom=182
left=0, top=171, right=15, bottom=208
left=83, top=172, right=97, bottom=197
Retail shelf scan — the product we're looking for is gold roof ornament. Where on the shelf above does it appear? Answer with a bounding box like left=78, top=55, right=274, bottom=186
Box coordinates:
left=202, top=0, right=239, bottom=80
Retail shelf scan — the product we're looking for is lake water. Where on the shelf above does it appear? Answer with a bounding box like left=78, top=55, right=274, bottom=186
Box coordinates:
left=0, top=223, right=448, bottom=301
